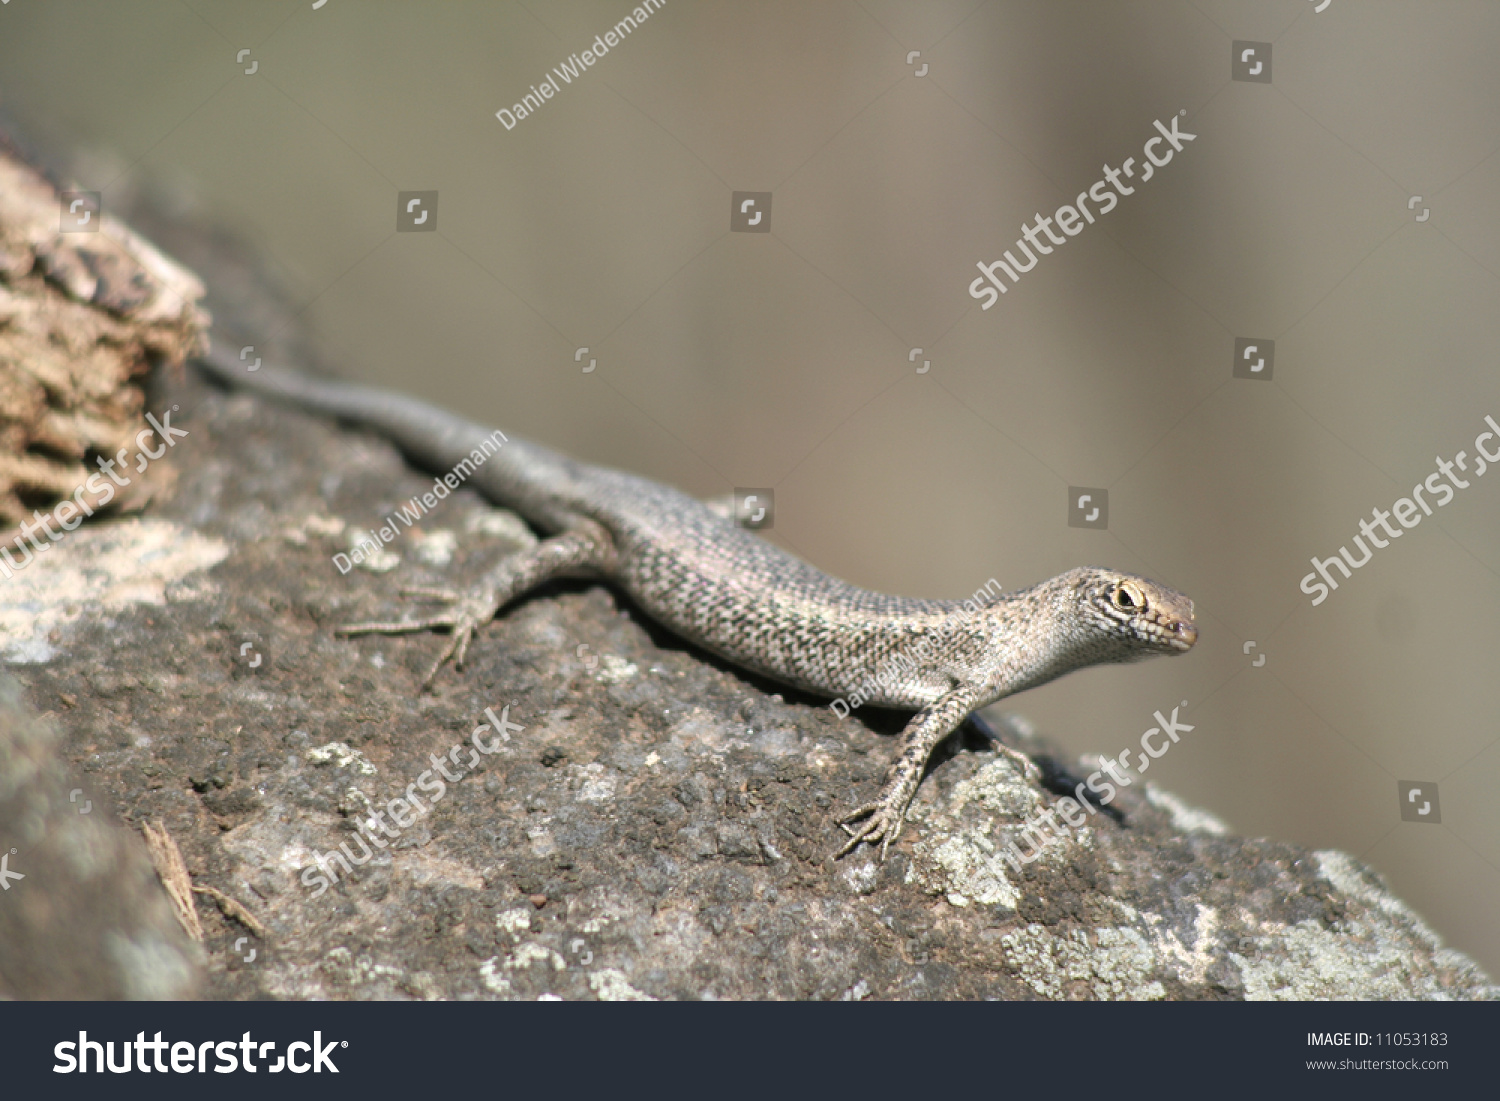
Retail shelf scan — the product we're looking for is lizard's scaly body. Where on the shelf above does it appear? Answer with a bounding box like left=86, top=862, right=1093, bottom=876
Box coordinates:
left=198, top=341, right=1197, bottom=856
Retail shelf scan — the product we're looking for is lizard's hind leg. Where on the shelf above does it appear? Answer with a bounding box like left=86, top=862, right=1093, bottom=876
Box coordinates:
left=337, top=517, right=617, bottom=689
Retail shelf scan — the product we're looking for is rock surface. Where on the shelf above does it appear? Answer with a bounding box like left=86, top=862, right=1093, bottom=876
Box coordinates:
left=0, top=673, right=203, bottom=999
left=3, top=365, right=1494, bottom=1000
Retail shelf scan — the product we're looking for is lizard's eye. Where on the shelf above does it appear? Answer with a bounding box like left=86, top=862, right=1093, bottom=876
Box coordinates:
left=1111, top=582, right=1146, bottom=612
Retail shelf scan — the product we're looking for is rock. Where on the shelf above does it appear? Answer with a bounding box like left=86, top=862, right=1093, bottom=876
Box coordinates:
left=6, top=365, right=1494, bottom=1001
left=0, top=672, right=203, bottom=998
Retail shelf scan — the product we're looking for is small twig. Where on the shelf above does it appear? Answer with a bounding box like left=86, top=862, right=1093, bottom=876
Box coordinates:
left=192, top=884, right=270, bottom=939
left=141, top=819, right=203, bottom=943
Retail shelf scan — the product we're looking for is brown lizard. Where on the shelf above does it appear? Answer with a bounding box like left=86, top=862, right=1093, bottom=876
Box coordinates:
left=198, top=340, right=1197, bottom=859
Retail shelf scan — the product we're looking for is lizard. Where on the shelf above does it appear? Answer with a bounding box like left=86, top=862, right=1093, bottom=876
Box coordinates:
left=195, top=339, right=1198, bottom=859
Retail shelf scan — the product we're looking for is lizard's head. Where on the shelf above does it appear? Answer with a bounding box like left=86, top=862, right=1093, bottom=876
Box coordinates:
left=1066, top=567, right=1197, bottom=661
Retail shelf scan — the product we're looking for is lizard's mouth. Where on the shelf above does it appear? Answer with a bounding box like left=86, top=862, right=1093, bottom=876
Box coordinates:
left=1167, top=620, right=1197, bottom=651
left=1140, top=612, right=1196, bottom=652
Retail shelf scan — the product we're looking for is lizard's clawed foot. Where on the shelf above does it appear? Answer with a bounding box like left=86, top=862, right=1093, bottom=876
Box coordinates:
left=964, top=712, right=1042, bottom=783
left=336, top=585, right=501, bottom=690
left=834, top=796, right=907, bottom=862
left=995, top=742, right=1041, bottom=783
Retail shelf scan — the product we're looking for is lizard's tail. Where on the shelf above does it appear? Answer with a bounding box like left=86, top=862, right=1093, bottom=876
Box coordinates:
left=197, top=335, right=440, bottom=426
left=193, top=335, right=584, bottom=518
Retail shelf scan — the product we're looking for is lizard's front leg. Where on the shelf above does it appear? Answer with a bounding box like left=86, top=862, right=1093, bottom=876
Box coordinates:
left=337, top=517, right=616, bottom=689
left=835, top=686, right=984, bottom=862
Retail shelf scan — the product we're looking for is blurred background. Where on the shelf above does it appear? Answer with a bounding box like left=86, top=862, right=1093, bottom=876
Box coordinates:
left=1, top=0, right=1496, bottom=977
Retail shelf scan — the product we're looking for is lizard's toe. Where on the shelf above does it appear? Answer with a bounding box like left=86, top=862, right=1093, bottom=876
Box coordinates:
left=836, top=801, right=880, bottom=832
left=834, top=822, right=876, bottom=858
left=833, top=802, right=889, bottom=859
left=418, top=625, right=470, bottom=690
left=336, top=611, right=459, bottom=637
left=337, top=584, right=503, bottom=691
left=834, top=794, right=910, bottom=861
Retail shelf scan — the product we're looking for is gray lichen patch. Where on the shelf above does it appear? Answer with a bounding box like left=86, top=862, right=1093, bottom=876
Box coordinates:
left=0, top=517, right=229, bottom=662
left=1144, top=784, right=1231, bottom=836
left=1001, top=921, right=1166, bottom=1001
left=1232, top=917, right=1483, bottom=1001
left=1219, top=851, right=1500, bottom=1001
left=588, top=967, right=655, bottom=1001
left=905, top=755, right=1042, bottom=909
